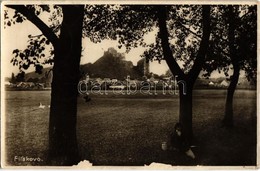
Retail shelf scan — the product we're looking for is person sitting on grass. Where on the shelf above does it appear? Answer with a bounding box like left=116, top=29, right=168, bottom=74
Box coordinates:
left=170, top=122, right=195, bottom=159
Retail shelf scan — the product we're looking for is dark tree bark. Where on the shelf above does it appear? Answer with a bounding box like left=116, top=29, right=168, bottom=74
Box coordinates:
left=6, top=5, right=85, bottom=166
left=178, top=80, right=193, bottom=142
left=223, top=66, right=239, bottom=127
left=222, top=6, right=240, bottom=127
left=157, top=5, right=211, bottom=144
left=48, top=5, right=84, bottom=165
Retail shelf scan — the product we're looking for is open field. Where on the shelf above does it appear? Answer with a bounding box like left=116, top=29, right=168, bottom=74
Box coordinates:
left=3, top=90, right=256, bottom=166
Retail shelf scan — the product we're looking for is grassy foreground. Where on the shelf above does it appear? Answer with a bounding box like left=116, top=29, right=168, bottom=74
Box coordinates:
left=4, top=90, right=256, bottom=166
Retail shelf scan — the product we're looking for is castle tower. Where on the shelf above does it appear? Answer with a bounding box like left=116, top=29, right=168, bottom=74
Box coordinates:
left=143, top=59, right=150, bottom=77
left=137, top=58, right=150, bottom=78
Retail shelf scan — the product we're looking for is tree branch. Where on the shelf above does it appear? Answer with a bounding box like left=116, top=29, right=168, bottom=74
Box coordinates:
left=156, top=6, right=185, bottom=79
left=228, top=5, right=240, bottom=67
left=175, top=20, right=202, bottom=39
left=28, top=33, right=44, bottom=38
left=240, top=8, right=254, bottom=21
left=6, top=5, right=59, bottom=48
left=187, top=5, right=211, bottom=84
left=176, top=11, right=230, bottom=63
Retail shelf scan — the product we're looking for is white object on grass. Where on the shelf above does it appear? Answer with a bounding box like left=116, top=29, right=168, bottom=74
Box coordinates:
left=185, top=148, right=195, bottom=159
left=161, top=142, right=167, bottom=151
left=39, top=103, right=45, bottom=109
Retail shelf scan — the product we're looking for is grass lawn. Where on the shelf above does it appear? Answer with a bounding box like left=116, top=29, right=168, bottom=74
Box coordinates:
left=3, top=89, right=257, bottom=166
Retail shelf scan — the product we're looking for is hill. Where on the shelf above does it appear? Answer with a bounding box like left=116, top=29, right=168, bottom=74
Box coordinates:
left=80, top=48, right=143, bottom=80
left=80, top=47, right=143, bottom=80
left=19, top=47, right=144, bottom=83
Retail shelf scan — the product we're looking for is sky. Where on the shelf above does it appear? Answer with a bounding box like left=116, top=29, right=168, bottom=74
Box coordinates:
left=2, top=7, right=169, bottom=78
left=2, top=6, right=229, bottom=79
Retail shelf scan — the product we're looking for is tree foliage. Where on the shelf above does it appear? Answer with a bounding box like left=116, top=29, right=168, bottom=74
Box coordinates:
left=84, top=5, right=156, bottom=52
left=4, top=5, right=62, bottom=74
left=140, top=6, right=205, bottom=73
left=4, top=4, right=256, bottom=81
left=203, top=5, right=257, bottom=83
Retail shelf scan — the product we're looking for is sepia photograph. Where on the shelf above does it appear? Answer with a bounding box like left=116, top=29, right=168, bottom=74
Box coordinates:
left=1, top=1, right=258, bottom=169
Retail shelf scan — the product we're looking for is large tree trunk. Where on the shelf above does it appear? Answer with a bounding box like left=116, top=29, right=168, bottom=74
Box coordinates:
left=178, top=80, right=194, bottom=144
left=156, top=5, right=210, bottom=144
left=223, top=66, right=240, bottom=127
left=48, top=5, right=84, bottom=166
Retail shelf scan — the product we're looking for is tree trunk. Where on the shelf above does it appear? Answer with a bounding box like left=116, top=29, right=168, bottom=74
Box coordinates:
left=222, top=6, right=240, bottom=128
left=156, top=5, right=210, bottom=144
left=223, top=66, right=240, bottom=127
left=178, top=80, right=193, bottom=144
left=48, top=5, right=84, bottom=166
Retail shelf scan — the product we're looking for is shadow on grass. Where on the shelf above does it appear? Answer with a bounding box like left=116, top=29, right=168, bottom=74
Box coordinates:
left=4, top=90, right=256, bottom=166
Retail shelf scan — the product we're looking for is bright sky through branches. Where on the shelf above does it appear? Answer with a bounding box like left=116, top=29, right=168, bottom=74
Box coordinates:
left=2, top=5, right=228, bottom=79
left=2, top=6, right=169, bottom=78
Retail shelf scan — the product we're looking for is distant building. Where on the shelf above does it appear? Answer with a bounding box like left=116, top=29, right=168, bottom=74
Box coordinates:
left=137, top=58, right=150, bottom=78
left=94, top=78, right=103, bottom=84
left=36, top=83, right=45, bottom=89
left=16, top=82, right=36, bottom=89
left=149, top=76, right=159, bottom=83
left=220, top=80, right=229, bottom=87
left=103, top=78, right=111, bottom=83
left=209, top=81, right=214, bottom=86
left=111, top=79, right=118, bottom=83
